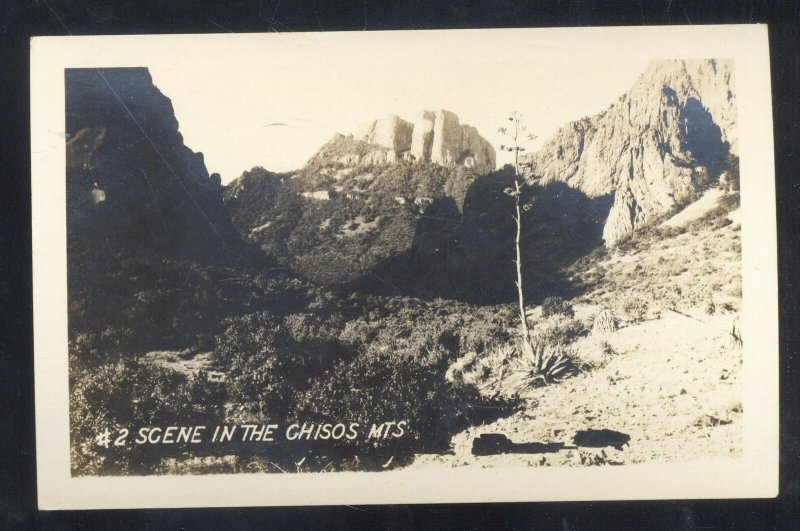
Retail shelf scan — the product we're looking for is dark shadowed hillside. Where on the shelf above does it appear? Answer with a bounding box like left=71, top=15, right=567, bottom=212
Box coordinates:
left=225, top=155, right=612, bottom=304
left=65, top=68, right=292, bottom=352
left=224, top=133, right=478, bottom=287
left=66, top=68, right=241, bottom=264
left=455, top=168, right=613, bottom=303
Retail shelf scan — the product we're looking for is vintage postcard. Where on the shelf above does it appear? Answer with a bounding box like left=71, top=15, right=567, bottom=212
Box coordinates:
left=32, top=25, right=778, bottom=509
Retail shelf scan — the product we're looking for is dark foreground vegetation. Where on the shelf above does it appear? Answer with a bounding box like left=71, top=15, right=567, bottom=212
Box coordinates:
left=68, top=249, right=521, bottom=475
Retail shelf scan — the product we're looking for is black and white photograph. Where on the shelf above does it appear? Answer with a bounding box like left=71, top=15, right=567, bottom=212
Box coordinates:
left=31, top=25, right=778, bottom=508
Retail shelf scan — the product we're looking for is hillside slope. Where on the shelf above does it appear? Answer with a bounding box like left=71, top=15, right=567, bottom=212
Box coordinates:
left=224, top=133, right=479, bottom=288
left=413, top=192, right=742, bottom=468
left=413, top=312, right=742, bottom=468
left=65, top=68, right=288, bottom=352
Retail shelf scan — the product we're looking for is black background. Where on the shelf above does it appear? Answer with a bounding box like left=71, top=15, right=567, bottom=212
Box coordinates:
left=1, top=0, right=798, bottom=528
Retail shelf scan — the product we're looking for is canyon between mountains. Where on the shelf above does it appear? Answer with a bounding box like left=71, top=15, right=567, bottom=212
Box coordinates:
left=66, top=60, right=743, bottom=475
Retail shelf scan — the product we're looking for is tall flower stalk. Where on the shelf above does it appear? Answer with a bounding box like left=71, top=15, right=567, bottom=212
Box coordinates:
left=499, top=112, right=536, bottom=342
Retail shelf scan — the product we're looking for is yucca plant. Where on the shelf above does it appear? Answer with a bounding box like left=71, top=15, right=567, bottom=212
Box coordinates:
left=512, top=339, right=579, bottom=388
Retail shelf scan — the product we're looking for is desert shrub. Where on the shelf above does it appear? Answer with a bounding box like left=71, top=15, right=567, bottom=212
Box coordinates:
left=541, top=296, right=574, bottom=318
left=72, top=326, right=133, bottom=362
left=446, top=345, right=517, bottom=399
left=660, top=285, right=682, bottom=311
left=592, top=309, right=618, bottom=334
left=454, top=305, right=514, bottom=354
left=615, top=294, right=648, bottom=323
left=598, top=339, right=616, bottom=356
left=177, top=345, right=202, bottom=360
left=686, top=192, right=741, bottom=234
left=283, top=311, right=345, bottom=350
left=451, top=336, right=581, bottom=396
left=704, top=295, right=716, bottom=315
left=210, top=297, right=517, bottom=467
left=445, top=351, right=480, bottom=384
left=612, top=234, right=633, bottom=253
left=658, top=224, right=689, bottom=239
left=345, top=296, right=510, bottom=363
left=291, top=344, right=475, bottom=455
left=68, top=242, right=319, bottom=354
left=589, top=339, right=618, bottom=368
left=530, top=314, right=587, bottom=345
left=69, top=359, right=226, bottom=476
left=337, top=319, right=376, bottom=348
left=68, top=328, right=133, bottom=372
left=719, top=191, right=740, bottom=211
left=214, top=311, right=348, bottom=418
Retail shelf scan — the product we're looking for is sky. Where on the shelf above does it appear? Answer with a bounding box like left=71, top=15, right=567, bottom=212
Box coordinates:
left=143, top=31, right=650, bottom=184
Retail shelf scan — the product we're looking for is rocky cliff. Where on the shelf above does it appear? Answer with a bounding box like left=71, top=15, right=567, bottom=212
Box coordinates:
left=341, top=110, right=496, bottom=175
left=65, top=68, right=241, bottom=262
left=357, top=114, right=414, bottom=154
left=524, top=59, right=736, bottom=243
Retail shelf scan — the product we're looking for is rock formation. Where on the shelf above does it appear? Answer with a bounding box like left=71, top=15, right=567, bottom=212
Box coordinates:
left=356, top=114, right=413, bottom=153
left=426, top=110, right=496, bottom=174
left=227, top=115, right=482, bottom=287
left=349, top=110, right=496, bottom=175
left=524, top=59, right=736, bottom=244
left=410, top=111, right=436, bottom=161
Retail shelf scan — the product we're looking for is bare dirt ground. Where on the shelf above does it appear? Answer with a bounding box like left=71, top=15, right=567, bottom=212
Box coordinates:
left=141, top=350, right=226, bottom=381
left=413, top=312, right=742, bottom=468
left=662, top=188, right=724, bottom=228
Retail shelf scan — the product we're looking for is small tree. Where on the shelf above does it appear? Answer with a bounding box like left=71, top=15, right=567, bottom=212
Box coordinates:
left=498, top=112, right=537, bottom=342
left=723, top=152, right=740, bottom=194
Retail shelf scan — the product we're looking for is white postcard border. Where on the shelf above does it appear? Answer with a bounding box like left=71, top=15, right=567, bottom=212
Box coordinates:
left=31, top=25, right=778, bottom=509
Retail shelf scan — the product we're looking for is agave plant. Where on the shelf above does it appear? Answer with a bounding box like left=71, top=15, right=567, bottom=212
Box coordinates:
left=512, top=339, right=579, bottom=388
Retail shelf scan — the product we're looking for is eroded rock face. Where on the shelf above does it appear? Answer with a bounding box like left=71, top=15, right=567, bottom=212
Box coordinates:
left=351, top=109, right=495, bottom=175
left=410, top=110, right=436, bottom=161
left=428, top=110, right=496, bottom=175
left=524, top=59, right=736, bottom=244
left=356, top=114, right=413, bottom=153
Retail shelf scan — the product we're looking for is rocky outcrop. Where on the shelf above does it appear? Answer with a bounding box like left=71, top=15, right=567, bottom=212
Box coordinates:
left=410, top=111, right=436, bottom=161
left=223, top=166, right=286, bottom=239
left=356, top=115, right=413, bottom=153
left=426, top=110, right=496, bottom=174
left=305, top=133, right=393, bottom=171
left=524, top=59, right=736, bottom=244
left=350, top=110, right=496, bottom=175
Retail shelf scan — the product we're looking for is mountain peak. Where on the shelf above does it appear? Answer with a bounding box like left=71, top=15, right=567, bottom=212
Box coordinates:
left=330, top=109, right=496, bottom=175
left=524, top=59, right=737, bottom=244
